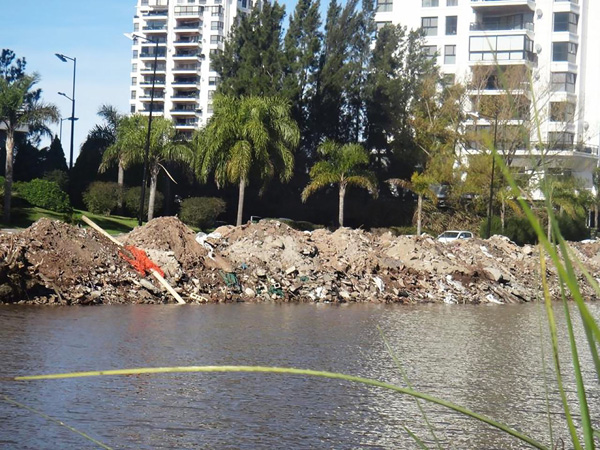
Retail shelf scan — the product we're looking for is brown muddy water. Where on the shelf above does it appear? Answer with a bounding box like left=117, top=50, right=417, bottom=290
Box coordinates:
left=0, top=303, right=598, bottom=449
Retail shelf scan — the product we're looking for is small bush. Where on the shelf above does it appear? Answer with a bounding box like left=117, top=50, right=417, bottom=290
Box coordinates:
left=179, top=197, right=226, bottom=229
left=124, top=186, right=164, bottom=217
left=83, top=181, right=121, bottom=215
left=558, top=212, right=590, bottom=241
left=504, top=216, right=537, bottom=245
left=14, top=179, right=71, bottom=213
left=479, top=216, right=502, bottom=239
left=43, top=170, right=69, bottom=192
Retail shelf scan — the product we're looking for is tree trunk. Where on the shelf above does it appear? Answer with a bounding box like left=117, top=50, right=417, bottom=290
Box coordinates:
left=236, top=177, right=246, bottom=226
left=595, top=204, right=598, bottom=231
left=416, top=194, right=423, bottom=235
left=338, top=183, right=346, bottom=228
left=547, top=213, right=552, bottom=242
left=3, top=131, right=15, bottom=224
left=147, top=166, right=159, bottom=222
left=117, top=161, right=124, bottom=212
left=500, top=197, right=506, bottom=232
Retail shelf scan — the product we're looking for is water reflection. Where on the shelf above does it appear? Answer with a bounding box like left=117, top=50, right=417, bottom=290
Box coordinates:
left=0, top=303, right=598, bottom=449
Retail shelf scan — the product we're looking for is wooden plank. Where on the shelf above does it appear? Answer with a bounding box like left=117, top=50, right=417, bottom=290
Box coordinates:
left=81, top=215, right=186, bottom=305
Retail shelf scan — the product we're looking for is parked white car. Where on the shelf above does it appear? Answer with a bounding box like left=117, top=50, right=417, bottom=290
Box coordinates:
left=437, top=230, right=473, bottom=243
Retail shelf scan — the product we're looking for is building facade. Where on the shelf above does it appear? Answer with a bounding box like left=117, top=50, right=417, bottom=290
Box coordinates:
left=129, top=0, right=251, bottom=138
left=375, top=0, right=600, bottom=189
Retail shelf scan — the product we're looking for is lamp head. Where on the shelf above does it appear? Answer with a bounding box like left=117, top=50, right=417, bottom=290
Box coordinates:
left=55, top=53, right=68, bottom=62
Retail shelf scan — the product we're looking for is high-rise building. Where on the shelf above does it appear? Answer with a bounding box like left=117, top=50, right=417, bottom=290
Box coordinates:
left=375, top=0, right=600, bottom=189
left=130, top=0, right=251, bottom=139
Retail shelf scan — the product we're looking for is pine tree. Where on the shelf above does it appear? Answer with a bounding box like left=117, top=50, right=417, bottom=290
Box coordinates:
left=43, top=136, right=68, bottom=174
left=211, top=0, right=286, bottom=97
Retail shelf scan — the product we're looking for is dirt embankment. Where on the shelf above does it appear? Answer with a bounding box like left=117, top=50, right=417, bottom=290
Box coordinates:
left=1, top=217, right=598, bottom=305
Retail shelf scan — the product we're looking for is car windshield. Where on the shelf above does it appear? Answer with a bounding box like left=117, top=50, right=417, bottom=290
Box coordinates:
left=440, top=232, right=459, bottom=238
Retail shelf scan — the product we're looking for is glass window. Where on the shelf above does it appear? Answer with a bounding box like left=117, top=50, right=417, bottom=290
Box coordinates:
left=210, top=35, right=223, bottom=44
left=131, top=90, right=136, bottom=99
left=554, top=12, right=578, bottom=33
left=134, top=23, right=140, bottom=32
left=421, top=17, right=438, bottom=36
left=422, top=0, right=439, bottom=6
left=423, top=45, right=438, bottom=60
left=547, top=132, right=574, bottom=150
left=550, top=102, right=575, bottom=122
left=208, top=76, right=220, bottom=86
left=444, top=45, right=456, bottom=64
left=376, top=21, right=392, bottom=31
left=446, top=0, right=457, bottom=5
left=132, top=63, right=137, bottom=73
left=211, top=21, right=224, bottom=30
left=446, top=16, right=457, bottom=35
left=551, top=72, right=576, bottom=92
left=376, top=0, right=393, bottom=12
left=131, top=77, right=137, bottom=86
left=552, top=42, right=577, bottom=62
left=130, top=105, right=136, bottom=113
left=133, top=50, right=139, bottom=58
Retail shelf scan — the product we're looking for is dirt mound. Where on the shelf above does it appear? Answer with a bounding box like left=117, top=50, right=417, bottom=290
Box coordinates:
left=2, top=217, right=600, bottom=306
left=124, top=217, right=207, bottom=272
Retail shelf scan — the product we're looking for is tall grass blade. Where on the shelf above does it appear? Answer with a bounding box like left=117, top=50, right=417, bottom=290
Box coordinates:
left=558, top=279, right=594, bottom=450
left=377, top=326, right=442, bottom=450
left=537, top=300, right=555, bottom=449
left=12, top=365, right=549, bottom=449
left=402, top=425, right=429, bottom=450
left=539, top=248, right=582, bottom=450
left=1, top=393, right=113, bottom=450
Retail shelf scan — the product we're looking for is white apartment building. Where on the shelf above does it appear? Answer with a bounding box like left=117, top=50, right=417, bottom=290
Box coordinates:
left=375, top=0, right=600, bottom=189
left=129, top=0, right=251, bottom=138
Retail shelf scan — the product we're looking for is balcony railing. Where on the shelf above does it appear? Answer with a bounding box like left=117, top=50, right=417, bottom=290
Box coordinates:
left=470, top=21, right=533, bottom=31
left=142, top=25, right=167, bottom=31
left=140, top=53, right=166, bottom=58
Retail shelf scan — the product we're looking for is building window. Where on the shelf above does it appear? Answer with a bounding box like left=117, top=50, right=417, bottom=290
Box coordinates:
left=470, top=35, right=534, bottom=62
left=552, top=41, right=577, bottom=62
left=131, top=77, right=137, bottom=86
left=133, top=50, right=139, bottom=58
left=212, top=5, right=223, bottom=15
left=554, top=12, right=578, bottom=33
left=134, top=23, right=139, bottom=32
left=132, top=63, right=137, bottom=73
left=551, top=72, right=576, bottom=93
left=208, top=76, right=220, bottom=86
left=547, top=132, right=574, bottom=150
left=446, top=0, right=457, bottom=5
left=550, top=102, right=575, bottom=122
left=131, top=91, right=136, bottom=99
left=141, top=0, right=148, bottom=5
left=131, top=105, right=136, bottom=113
left=423, top=45, right=438, bottom=60
left=445, top=16, right=457, bottom=35
left=208, top=90, right=215, bottom=100
left=211, top=21, right=224, bottom=30
left=422, top=0, right=439, bottom=6
left=444, top=45, right=456, bottom=64
left=442, top=73, right=455, bottom=86
left=376, top=0, right=393, bottom=12
left=421, top=17, right=438, bottom=36
left=210, top=35, right=224, bottom=44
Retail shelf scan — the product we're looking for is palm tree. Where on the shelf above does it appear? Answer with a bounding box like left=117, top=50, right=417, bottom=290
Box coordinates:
left=95, top=105, right=125, bottom=209
left=104, top=114, right=192, bottom=221
left=0, top=73, right=59, bottom=223
left=302, top=140, right=378, bottom=227
left=388, top=172, right=437, bottom=236
left=194, top=95, right=299, bottom=226
left=543, top=175, right=592, bottom=241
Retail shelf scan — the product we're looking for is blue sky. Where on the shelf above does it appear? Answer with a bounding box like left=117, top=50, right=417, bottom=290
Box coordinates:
left=1, top=0, right=307, bottom=163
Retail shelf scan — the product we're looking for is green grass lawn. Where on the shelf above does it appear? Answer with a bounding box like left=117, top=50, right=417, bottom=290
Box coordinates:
left=1, top=207, right=139, bottom=235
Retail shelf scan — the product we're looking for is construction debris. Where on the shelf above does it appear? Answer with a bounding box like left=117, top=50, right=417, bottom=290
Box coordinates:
left=1, top=217, right=599, bottom=305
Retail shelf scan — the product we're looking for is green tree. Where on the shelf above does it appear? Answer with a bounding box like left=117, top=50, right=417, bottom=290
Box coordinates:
left=95, top=104, right=125, bottom=208
left=105, top=114, right=192, bottom=221
left=212, top=0, right=286, bottom=97
left=43, top=136, right=68, bottom=173
left=194, top=95, right=299, bottom=226
left=302, top=140, right=378, bottom=227
left=365, top=24, right=434, bottom=177
left=0, top=66, right=59, bottom=223
left=388, top=172, right=437, bottom=236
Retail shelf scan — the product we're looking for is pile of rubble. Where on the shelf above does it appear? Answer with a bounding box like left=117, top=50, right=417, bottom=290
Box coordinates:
left=0, top=217, right=599, bottom=305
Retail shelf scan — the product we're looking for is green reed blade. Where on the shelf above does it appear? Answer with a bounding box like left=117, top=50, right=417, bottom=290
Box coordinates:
left=12, top=365, right=549, bottom=450
left=539, top=249, right=582, bottom=450
left=1, top=393, right=113, bottom=450
left=402, top=424, right=429, bottom=450
left=378, top=326, right=442, bottom=450
left=537, top=300, right=555, bottom=449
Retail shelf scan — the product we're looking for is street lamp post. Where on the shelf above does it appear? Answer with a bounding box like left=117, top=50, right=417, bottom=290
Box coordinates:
left=127, top=33, right=160, bottom=226
left=55, top=53, right=76, bottom=170
left=59, top=116, right=78, bottom=142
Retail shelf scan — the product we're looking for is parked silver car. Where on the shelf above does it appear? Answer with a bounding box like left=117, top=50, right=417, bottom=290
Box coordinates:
left=437, top=230, right=473, bottom=243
